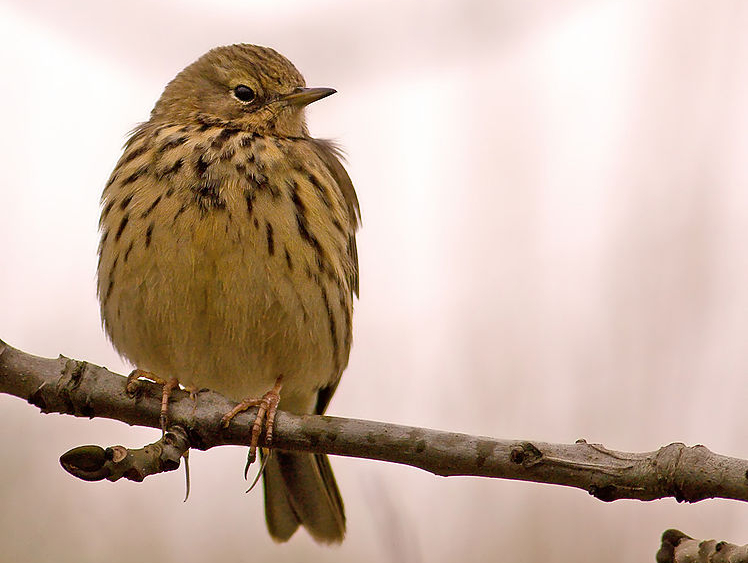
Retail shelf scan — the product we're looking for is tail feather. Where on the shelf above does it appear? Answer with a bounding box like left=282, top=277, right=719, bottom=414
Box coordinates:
left=262, top=451, right=345, bottom=543
left=262, top=452, right=301, bottom=542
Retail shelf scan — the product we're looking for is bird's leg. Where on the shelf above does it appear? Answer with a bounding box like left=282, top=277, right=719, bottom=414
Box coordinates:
left=126, top=370, right=192, bottom=497
left=126, top=369, right=180, bottom=434
left=221, top=375, right=283, bottom=470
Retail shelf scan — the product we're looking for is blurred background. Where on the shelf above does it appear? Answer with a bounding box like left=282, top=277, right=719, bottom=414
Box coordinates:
left=1, top=0, right=747, bottom=561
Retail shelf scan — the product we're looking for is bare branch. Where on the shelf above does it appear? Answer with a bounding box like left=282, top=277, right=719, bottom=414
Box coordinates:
left=1, top=337, right=748, bottom=504
left=59, top=427, right=189, bottom=482
left=657, top=529, right=748, bottom=563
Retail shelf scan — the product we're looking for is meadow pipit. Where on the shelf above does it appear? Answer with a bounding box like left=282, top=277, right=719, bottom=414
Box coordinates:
left=96, top=44, right=360, bottom=543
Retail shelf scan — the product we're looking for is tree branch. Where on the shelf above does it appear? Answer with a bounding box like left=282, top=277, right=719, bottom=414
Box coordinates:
left=657, top=529, right=748, bottom=563
left=1, top=337, right=747, bottom=504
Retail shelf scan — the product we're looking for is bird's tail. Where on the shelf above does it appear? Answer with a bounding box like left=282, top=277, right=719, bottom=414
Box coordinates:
left=262, top=450, right=345, bottom=543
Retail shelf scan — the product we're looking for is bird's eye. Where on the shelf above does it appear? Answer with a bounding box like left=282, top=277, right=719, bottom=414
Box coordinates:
left=233, top=85, right=256, bottom=102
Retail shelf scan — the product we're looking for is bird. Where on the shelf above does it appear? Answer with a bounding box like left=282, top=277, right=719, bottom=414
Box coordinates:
left=96, top=43, right=359, bottom=544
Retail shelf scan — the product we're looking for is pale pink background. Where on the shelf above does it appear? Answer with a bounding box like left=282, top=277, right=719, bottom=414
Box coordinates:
left=1, top=1, right=747, bottom=561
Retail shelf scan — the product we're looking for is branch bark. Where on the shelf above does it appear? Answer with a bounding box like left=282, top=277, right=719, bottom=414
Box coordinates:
left=1, top=337, right=747, bottom=504
left=657, top=529, right=748, bottom=563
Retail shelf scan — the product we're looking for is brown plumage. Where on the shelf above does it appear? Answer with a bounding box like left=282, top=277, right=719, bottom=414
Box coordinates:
left=97, top=44, right=359, bottom=543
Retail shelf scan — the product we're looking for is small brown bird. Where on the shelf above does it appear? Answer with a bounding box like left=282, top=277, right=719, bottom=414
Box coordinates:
left=97, top=44, right=359, bottom=543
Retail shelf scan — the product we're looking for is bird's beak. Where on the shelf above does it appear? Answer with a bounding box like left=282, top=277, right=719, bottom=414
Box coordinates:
left=280, top=87, right=337, bottom=107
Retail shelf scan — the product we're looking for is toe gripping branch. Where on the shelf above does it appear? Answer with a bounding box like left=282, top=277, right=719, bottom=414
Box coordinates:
left=59, top=426, right=190, bottom=483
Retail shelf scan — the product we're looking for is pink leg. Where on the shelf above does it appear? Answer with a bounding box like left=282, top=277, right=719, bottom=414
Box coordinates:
left=221, top=375, right=283, bottom=466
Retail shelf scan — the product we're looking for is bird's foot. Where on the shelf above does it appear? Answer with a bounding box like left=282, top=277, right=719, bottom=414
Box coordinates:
left=126, top=369, right=180, bottom=434
left=221, top=375, right=283, bottom=473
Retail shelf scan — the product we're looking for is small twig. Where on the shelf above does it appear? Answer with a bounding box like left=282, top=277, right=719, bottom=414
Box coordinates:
left=59, top=426, right=189, bottom=482
left=657, top=529, right=748, bottom=563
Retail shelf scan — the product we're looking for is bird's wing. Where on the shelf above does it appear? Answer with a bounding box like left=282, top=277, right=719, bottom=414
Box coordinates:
left=309, top=138, right=360, bottom=297
left=308, top=138, right=360, bottom=415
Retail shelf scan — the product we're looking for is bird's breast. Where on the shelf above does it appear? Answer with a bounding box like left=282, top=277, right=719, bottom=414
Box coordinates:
left=97, top=124, right=355, bottom=409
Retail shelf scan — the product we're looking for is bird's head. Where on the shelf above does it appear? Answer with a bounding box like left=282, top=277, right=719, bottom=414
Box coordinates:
left=151, top=44, right=335, bottom=137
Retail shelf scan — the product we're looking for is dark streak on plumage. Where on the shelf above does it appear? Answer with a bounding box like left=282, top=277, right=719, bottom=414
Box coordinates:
left=105, top=255, right=119, bottom=304
left=292, top=186, right=326, bottom=258
left=123, top=144, right=148, bottom=164
left=163, top=158, right=184, bottom=178
left=220, top=146, right=236, bottom=161
left=245, top=191, right=254, bottom=216
left=296, top=213, right=313, bottom=245
left=319, top=285, right=340, bottom=371
left=195, top=154, right=210, bottom=177
left=122, top=166, right=148, bottom=186
left=124, top=240, right=134, bottom=263
left=334, top=280, right=352, bottom=352
left=104, top=279, right=114, bottom=304
left=290, top=180, right=305, bottom=212
left=115, top=213, right=129, bottom=242
left=119, top=193, right=133, bottom=210
left=284, top=246, right=293, bottom=271
left=211, top=127, right=241, bottom=149
left=341, top=293, right=352, bottom=351
left=249, top=171, right=278, bottom=198
left=159, top=135, right=188, bottom=153
left=239, top=134, right=256, bottom=148
left=266, top=222, right=275, bottom=256
left=193, top=180, right=226, bottom=212
left=145, top=223, right=154, bottom=248
left=308, top=173, right=331, bottom=207
left=102, top=200, right=115, bottom=221
left=140, top=195, right=162, bottom=219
